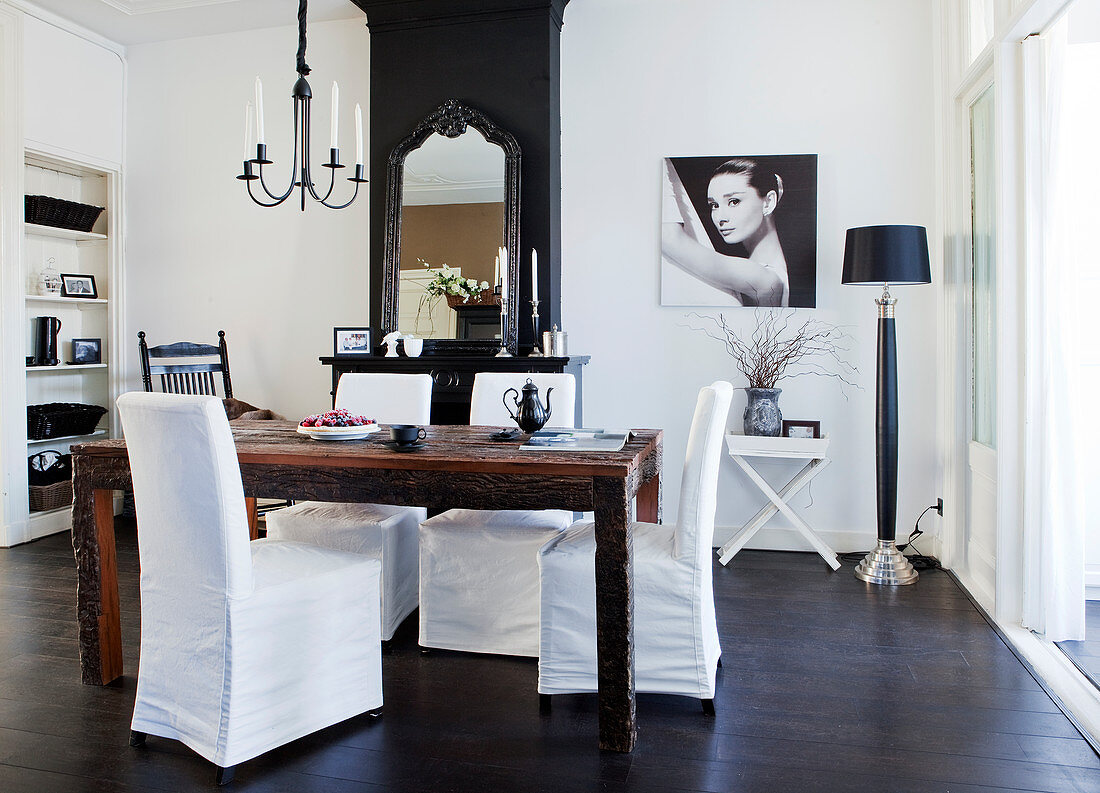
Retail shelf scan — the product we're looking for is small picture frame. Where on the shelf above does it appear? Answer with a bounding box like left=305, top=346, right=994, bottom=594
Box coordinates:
left=334, top=327, right=371, bottom=356
left=781, top=420, right=821, bottom=439
left=70, top=338, right=102, bottom=365
left=60, top=273, right=98, bottom=299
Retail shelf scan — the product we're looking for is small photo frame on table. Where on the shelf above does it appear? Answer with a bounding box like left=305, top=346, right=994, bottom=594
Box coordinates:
left=60, top=273, right=98, bottom=299
left=781, top=420, right=821, bottom=439
left=70, top=338, right=102, bottom=365
left=334, top=327, right=371, bottom=356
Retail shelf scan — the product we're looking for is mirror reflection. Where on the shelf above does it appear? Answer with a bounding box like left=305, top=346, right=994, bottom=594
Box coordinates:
left=398, top=130, right=505, bottom=340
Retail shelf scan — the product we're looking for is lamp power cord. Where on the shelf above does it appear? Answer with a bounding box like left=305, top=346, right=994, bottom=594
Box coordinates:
left=839, top=502, right=942, bottom=571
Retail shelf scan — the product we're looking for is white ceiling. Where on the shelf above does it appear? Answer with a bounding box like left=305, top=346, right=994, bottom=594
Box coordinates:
left=404, top=130, right=506, bottom=206
left=25, top=0, right=363, bottom=45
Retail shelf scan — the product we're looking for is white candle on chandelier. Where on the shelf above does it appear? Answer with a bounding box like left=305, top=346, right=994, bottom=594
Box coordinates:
left=355, top=103, right=363, bottom=165
left=254, top=77, right=265, bottom=145
left=531, top=248, right=538, bottom=304
left=330, top=81, right=339, bottom=150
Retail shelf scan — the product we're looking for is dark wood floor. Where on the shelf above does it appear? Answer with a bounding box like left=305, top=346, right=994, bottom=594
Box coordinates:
left=1058, top=601, right=1100, bottom=691
left=1, top=522, right=1099, bottom=792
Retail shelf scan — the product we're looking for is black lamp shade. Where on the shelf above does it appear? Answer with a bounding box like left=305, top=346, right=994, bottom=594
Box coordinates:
left=841, top=225, right=931, bottom=285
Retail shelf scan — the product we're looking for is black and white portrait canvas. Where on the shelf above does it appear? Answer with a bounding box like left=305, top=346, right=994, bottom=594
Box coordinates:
left=661, top=154, right=818, bottom=308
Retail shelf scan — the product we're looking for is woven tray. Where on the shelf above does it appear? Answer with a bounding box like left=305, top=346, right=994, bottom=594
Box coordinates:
left=29, top=480, right=73, bottom=512
left=27, top=403, right=107, bottom=440
left=25, top=195, right=105, bottom=233
left=446, top=289, right=501, bottom=308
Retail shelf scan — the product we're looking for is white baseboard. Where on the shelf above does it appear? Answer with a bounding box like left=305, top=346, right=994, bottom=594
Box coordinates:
left=712, top=523, right=874, bottom=556
left=1086, top=567, right=1100, bottom=601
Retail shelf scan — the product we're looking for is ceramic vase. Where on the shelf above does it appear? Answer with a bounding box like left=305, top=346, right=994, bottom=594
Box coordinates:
left=743, top=388, right=782, bottom=436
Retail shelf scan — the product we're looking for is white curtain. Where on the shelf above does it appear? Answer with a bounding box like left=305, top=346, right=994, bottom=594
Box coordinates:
left=1020, top=20, right=1086, bottom=642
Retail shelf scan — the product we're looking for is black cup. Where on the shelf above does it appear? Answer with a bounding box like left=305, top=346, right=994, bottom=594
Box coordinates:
left=390, top=424, right=427, bottom=446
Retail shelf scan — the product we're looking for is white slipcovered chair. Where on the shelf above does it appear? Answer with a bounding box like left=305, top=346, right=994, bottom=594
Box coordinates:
left=537, top=380, right=733, bottom=713
left=417, top=372, right=577, bottom=657
left=117, top=392, right=383, bottom=785
left=264, top=372, right=432, bottom=641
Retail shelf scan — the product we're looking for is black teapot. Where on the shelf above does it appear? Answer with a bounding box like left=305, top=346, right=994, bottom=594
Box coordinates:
left=503, top=378, right=553, bottom=433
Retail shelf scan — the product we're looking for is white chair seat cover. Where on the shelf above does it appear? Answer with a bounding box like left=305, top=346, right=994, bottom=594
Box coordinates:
left=417, top=372, right=577, bottom=657
left=419, top=508, right=572, bottom=656
left=265, top=501, right=425, bottom=640
left=266, top=372, right=433, bottom=640
left=537, top=520, right=718, bottom=697
left=118, top=392, right=383, bottom=771
left=132, top=541, right=382, bottom=768
left=536, top=381, right=733, bottom=701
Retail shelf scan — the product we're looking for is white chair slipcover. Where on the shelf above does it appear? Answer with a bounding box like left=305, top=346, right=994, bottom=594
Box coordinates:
left=264, top=372, right=432, bottom=640
left=537, top=380, right=733, bottom=703
left=418, top=372, right=576, bottom=657
left=117, top=392, right=383, bottom=774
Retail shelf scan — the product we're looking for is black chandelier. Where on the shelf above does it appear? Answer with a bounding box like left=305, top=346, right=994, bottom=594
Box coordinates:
left=237, top=0, right=365, bottom=210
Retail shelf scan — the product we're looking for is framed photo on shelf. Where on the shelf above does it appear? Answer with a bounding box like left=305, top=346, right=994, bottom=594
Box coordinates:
left=781, top=419, right=820, bottom=439
left=70, top=338, right=102, bottom=365
left=60, top=273, right=98, bottom=299
left=334, top=327, right=371, bottom=356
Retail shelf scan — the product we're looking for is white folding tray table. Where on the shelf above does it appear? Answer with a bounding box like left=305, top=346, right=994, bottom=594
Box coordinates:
left=718, top=433, right=839, bottom=570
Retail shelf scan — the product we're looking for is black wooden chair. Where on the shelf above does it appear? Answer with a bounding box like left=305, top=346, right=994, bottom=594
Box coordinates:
left=138, top=330, right=233, bottom=397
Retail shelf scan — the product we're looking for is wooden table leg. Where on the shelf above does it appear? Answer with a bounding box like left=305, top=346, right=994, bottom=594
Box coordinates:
left=635, top=435, right=663, bottom=524
left=245, top=497, right=260, bottom=540
left=592, top=476, right=636, bottom=752
left=73, top=473, right=123, bottom=685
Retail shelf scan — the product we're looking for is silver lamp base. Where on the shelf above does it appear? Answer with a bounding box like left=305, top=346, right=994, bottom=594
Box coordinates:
left=854, top=539, right=918, bottom=586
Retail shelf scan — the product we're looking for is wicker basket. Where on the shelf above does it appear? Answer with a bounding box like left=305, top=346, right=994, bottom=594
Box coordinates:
left=29, top=480, right=73, bottom=512
left=25, top=195, right=106, bottom=233
left=446, top=289, right=501, bottom=309
left=27, top=403, right=107, bottom=440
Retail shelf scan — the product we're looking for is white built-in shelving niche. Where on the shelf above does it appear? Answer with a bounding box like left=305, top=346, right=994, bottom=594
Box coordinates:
left=16, top=152, right=121, bottom=543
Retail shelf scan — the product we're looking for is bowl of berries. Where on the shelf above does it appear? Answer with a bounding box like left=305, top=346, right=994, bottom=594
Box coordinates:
left=297, top=409, right=379, bottom=441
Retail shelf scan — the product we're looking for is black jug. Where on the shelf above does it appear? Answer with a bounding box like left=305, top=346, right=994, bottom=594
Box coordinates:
left=33, top=316, right=61, bottom=366
left=503, top=378, right=553, bottom=433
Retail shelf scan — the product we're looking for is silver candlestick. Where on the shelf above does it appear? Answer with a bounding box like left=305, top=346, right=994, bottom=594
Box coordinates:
left=528, top=299, right=543, bottom=356
left=495, top=289, right=512, bottom=357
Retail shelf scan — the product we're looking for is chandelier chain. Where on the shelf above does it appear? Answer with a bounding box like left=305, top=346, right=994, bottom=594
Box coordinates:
left=296, top=0, right=311, bottom=77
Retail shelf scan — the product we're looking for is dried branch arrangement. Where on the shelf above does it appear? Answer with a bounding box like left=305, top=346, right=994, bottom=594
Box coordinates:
left=687, top=311, right=860, bottom=392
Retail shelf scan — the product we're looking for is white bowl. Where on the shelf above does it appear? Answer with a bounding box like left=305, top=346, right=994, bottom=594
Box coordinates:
left=403, top=338, right=424, bottom=357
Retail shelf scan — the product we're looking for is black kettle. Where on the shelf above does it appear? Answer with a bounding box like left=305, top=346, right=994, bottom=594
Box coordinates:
left=504, top=378, right=553, bottom=433
left=33, top=316, right=61, bottom=366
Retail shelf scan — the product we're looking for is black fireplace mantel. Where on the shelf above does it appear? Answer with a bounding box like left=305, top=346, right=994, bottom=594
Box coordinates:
left=352, top=0, right=570, bottom=353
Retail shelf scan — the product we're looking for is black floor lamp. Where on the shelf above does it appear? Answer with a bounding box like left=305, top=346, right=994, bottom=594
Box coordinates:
left=842, top=225, right=931, bottom=586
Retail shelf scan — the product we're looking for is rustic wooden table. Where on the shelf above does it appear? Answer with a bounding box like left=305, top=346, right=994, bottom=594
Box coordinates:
left=70, top=421, right=663, bottom=753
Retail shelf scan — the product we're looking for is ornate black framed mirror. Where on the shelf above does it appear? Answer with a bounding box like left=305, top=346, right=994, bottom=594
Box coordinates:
left=381, top=99, right=521, bottom=354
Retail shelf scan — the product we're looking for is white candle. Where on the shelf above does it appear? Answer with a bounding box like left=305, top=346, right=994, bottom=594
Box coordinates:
left=355, top=103, right=363, bottom=165
left=494, top=254, right=500, bottom=286
left=243, top=102, right=253, bottom=161
left=500, top=247, right=509, bottom=296
left=531, top=248, right=538, bottom=304
left=254, top=76, right=265, bottom=145
left=330, top=81, right=339, bottom=150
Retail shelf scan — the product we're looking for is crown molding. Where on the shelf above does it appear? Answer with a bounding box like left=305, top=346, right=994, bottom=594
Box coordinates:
left=3, top=0, right=127, bottom=54
left=96, top=0, right=238, bottom=15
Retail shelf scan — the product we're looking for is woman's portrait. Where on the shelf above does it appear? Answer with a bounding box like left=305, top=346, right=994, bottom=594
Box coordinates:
left=660, top=154, right=817, bottom=308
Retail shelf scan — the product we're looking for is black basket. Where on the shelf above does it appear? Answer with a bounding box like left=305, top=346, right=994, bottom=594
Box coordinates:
left=27, top=403, right=107, bottom=440
left=28, top=450, right=72, bottom=486
left=25, top=195, right=105, bottom=233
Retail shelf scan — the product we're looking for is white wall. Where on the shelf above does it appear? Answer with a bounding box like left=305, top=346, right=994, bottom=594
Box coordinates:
left=561, top=0, right=939, bottom=552
left=23, top=13, right=124, bottom=166
left=125, top=18, right=369, bottom=418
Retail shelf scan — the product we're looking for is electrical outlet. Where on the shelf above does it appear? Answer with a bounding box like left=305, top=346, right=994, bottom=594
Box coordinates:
left=936, top=498, right=943, bottom=517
